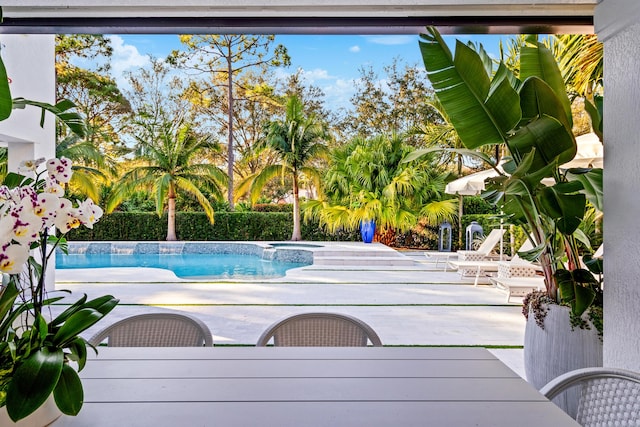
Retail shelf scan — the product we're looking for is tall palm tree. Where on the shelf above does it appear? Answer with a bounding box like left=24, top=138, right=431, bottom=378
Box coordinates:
left=106, top=118, right=227, bottom=241
left=239, top=95, right=329, bottom=241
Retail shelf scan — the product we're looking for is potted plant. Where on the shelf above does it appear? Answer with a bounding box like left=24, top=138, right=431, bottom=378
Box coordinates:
left=412, top=26, right=604, bottom=406
left=0, top=157, right=119, bottom=424
left=0, top=37, right=119, bottom=424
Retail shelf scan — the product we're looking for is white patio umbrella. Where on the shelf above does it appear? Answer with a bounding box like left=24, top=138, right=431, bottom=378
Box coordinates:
left=445, top=164, right=505, bottom=257
left=561, top=132, right=603, bottom=169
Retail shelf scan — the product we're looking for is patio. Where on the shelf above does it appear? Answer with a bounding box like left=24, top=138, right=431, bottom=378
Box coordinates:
left=55, top=243, right=527, bottom=377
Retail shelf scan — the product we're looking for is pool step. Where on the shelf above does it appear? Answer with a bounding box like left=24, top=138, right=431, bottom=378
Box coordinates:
left=312, top=256, right=417, bottom=266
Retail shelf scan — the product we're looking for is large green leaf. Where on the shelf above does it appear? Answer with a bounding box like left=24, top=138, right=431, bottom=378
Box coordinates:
left=0, top=279, right=19, bottom=330
left=567, top=168, right=603, bottom=212
left=0, top=57, right=11, bottom=121
left=52, top=306, right=114, bottom=346
left=584, top=95, right=603, bottom=141
left=556, top=268, right=597, bottom=317
left=539, top=182, right=587, bottom=235
left=11, top=98, right=87, bottom=138
left=519, top=76, right=573, bottom=131
left=508, top=115, right=576, bottom=173
left=520, top=39, right=572, bottom=126
left=53, top=364, right=84, bottom=415
left=419, top=27, right=517, bottom=149
left=6, top=348, right=64, bottom=421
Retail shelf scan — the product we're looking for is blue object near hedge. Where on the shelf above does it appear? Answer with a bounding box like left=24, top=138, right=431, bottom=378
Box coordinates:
left=360, top=220, right=375, bottom=243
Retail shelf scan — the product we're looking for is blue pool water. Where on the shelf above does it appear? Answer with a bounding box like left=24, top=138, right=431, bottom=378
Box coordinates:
left=56, top=253, right=306, bottom=280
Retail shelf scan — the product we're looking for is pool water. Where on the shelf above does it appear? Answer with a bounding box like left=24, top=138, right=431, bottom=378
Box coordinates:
left=56, top=253, right=306, bottom=280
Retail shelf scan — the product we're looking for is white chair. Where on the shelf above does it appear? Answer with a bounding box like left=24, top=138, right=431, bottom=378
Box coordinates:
left=449, top=237, right=538, bottom=287
left=425, top=228, right=505, bottom=271
left=540, top=367, right=640, bottom=426
left=456, top=228, right=506, bottom=262
left=256, top=312, right=382, bottom=347
left=89, top=313, right=214, bottom=347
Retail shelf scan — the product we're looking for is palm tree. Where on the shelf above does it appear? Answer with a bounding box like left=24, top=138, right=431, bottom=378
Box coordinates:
left=56, top=134, right=115, bottom=202
left=238, top=95, right=329, bottom=241
left=106, top=118, right=227, bottom=241
left=306, top=133, right=457, bottom=244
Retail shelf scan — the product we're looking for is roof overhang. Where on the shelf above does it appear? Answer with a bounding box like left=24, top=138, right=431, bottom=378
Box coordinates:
left=0, top=1, right=596, bottom=34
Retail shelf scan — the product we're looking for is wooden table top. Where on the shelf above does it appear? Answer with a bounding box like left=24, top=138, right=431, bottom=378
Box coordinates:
left=54, top=347, right=578, bottom=427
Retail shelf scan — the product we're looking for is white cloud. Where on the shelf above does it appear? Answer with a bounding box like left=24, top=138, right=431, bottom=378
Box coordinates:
left=107, top=35, right=151, bottom=90
left=300, top=68, right=333, bottom=83
left=274, top=67, right=354, bottom=111
left=349, top=45, right=361, bottom=53
left=364, top=35, right=415, bottom=46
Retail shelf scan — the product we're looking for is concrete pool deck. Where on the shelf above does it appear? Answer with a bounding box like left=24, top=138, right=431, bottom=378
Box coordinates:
left=54, top=242, right=527, bottom=378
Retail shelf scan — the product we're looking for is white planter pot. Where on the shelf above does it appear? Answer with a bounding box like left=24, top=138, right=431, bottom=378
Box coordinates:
left=0, top=395, right=62, bottom=427
left=524, top=303, right=602, bottom=417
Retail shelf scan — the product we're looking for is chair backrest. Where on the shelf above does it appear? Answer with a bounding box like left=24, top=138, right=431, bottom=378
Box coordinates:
left=540, top=367, right=640, bottom=426
left=256, top=312, right=382, bottom=347
left=511, top=238, right=535, bottom=262
left=474, top=228, right=506, bottom=255
left=89, top=313, right=213, bottom=347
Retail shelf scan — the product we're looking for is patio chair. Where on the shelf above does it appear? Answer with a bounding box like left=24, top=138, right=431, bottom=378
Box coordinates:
left=256, top=312, right=382, bottom=347
left=540, top=367, right=640, bottom=426
left=456, top=228, right=506, bottom=262
left=425, top=228, right=505, bottom=273
left=89, top=313, right=213, bottom=347
left=449, top=238, right=539, bottom=286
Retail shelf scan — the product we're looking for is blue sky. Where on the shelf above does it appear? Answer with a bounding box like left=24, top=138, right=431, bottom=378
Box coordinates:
left=107, top=33, right=513, bottom=111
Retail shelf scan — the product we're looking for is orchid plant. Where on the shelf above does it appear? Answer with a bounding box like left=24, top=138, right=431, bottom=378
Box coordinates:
left=0, top=157, right=118, bottom=422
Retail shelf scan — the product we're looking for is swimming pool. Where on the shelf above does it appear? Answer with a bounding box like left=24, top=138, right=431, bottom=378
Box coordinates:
left=56, top=242, right=314, bottom=280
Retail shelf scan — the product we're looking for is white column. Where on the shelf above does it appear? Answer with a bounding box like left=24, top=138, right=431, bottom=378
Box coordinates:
left=0, top=34, right=57, bottom=289
left=595, top=0, right=640, bottom=371
left=0, top=34, right=56, bottom=163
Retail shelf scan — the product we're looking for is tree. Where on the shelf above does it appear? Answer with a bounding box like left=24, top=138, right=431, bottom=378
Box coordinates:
left=337, top=59, right=441, bottom=144
left=167, top=35, right=290, bottom=209
left=56, top=134, right=113, bottom=202
left=55, top=35, right=132, bottom=148
left=556, top=34, right=604, bottom=140
left=240, top=95, right=329, bottom=241
left=106, top=118, right=227, bottom=241
left=306, top=133, right=457, bottom=244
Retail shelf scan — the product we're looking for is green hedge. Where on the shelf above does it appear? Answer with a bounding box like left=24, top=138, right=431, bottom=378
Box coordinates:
left=67, top=211, right=522, bottom=252
left=67, top=212, right=360, bottom=242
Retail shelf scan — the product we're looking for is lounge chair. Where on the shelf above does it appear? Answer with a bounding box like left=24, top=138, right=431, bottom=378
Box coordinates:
left=491, top=276, right=545, bottom=302
left=256, top=312, right=382, bottom=347
left=540, top=367, right=640, bottom=426
left=449, top=238, right=538, bottom=286
left=456, top=228, right=506, bottom=262
left=424, top=228, right=505, bottom=271
left=89, top=313, right=214, bottom=347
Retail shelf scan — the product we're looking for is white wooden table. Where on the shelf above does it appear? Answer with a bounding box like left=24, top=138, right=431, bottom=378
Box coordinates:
left=54, top=347, right=578, bottom=427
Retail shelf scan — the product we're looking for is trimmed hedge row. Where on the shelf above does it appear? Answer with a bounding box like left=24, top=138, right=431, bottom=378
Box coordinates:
left=66, top=211, right=519, bottom=252
left=67, top=212, right=361, bottom=242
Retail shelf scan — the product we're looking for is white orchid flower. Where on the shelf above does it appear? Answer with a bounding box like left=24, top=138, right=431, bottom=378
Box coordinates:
left=18, top=157, right=46, bottom=174
left=7, top=204, right=42, bottom=245
left=46, top=157, right=73, bottom=184
left=33, top=192, right=62, bottom=228
left=77, top=198, right=104, bottom=228
left=44, top=179, right=65, bottom=197
left=0, top=242, right=30, bottom=274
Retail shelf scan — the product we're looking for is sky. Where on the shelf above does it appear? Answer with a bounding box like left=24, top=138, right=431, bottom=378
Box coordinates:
left=105, top=33, right=514, bottom=111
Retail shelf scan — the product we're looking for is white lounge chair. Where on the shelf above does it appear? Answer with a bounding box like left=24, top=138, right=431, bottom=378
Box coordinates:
left=456, top=228, right=506, bottom=262
left=449, top=238, right=540, bottom=287
left=425, top=228, right=505, bottom=271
